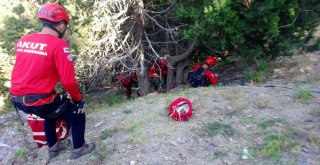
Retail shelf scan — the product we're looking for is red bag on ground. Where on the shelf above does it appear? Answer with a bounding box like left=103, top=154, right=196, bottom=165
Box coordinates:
left=169, top=98, right=192, bottom=121
left=27, top=114, right=69, bottom=148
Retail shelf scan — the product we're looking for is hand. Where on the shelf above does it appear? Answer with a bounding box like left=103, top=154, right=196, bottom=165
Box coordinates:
left=152, top=73, right=159, bottom=77
left=66, top=93, right=72, bottom=100
left=214, top=73, right=219, bottom=77
left=75, top=100, right=85, bottom=114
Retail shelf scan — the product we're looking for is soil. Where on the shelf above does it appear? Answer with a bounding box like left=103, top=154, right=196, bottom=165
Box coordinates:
left=0, top=52, right=319, bottom=165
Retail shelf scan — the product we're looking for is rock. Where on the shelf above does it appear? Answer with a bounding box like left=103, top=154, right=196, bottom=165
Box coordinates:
left=130, top=160, right=136, bottom=165
left=151, top=144, right=159, bottom=152
left=170, top=141, right=177, bottom=146
left=0, top=142, right=10, bottom=148
left=94, top=122, right=104, bottom=128
left=177, top=138, right=186, bottom=144
left=0, top=149, right=15, bottom=165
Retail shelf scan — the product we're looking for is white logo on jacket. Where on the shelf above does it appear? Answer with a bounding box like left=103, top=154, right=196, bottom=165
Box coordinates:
left=64, top=48, right=70, bottom=53
left=16, top=41, right=48, bottom=56
left=17, top=41, right=47, bottom=50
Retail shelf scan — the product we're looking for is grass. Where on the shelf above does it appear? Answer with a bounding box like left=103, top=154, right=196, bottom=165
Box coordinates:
left=127, top=122, right=140, bottom=132
left=87, top=94, right=129, bottom=112
left=15, top=149, right=26, bottom=158
left=296, top=89, right=314, bottom=103
left=0, top=95, right=13, bottom=115
left=127, top=122, right=146, bottom=144
left=308, top=108, right=320, bottom=117
left=258, top=118, right=282, bottom=129
left=206, top=122, right=235, bottom=137
left=258, top=131, right=300, bottom=159
left=244, top=59, right=270, bottom=83
left=92, top=141, right=114, bottom=161
left=122, top=109, right=132, bottom=114
left=100, top=128, right=118, bottom=140
left=213, top=150, right=228, bottom=159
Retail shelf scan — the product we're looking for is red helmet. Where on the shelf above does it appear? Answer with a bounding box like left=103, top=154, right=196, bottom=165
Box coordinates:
left=168, top=98, right=192, bottom=121
left=192, top=64, right=200, bottom=70
left=204, top=56, right=216, bottom=66
left=38, top=3, right=70, bottom=24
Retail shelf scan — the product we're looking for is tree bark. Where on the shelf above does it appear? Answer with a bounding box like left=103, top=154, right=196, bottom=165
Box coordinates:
left=166, top=39, right=196, bottom=89
left=132, top=0, right=150, bottom=96
left=175, top=58, right=192, bottom=86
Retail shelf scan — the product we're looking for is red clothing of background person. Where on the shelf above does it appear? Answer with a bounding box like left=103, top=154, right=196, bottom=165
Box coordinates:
left=118, top=71, right=139, bottom=99
left=188, top=56, right=218, bottom=87
left=191, top=63, right=218, bottom=85
left=148, top=59, right=168, bottom=78
left=148, top=59, right=168, bottom=92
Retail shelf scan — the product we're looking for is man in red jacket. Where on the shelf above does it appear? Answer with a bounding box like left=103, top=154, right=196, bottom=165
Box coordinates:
left=118, top=70, right=140, bottom=99
left=148, top=59, right=168, bottom=92
left=188, top=56, right=219, bottom=87
left=10, top=3, right=94, bottom=159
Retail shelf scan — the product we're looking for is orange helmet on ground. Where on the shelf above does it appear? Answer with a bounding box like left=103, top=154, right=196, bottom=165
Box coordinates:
left=168, top=98, right=192, bottom=121
left=38, top=3, right=70, bottom=24
left=204, top=56, right=216, bottom=66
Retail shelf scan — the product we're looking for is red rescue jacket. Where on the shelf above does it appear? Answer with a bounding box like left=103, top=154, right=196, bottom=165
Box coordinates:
left=148, top=60, right=168, bottom=78
left=191, top=64, right=218, bottom=85
left=10, top=33, right=82, bottom=102
left=118, top=72, right=138, bottom=88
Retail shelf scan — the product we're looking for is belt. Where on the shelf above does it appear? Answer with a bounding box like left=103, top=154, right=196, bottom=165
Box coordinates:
left=11, top=91, right=58, bottom=106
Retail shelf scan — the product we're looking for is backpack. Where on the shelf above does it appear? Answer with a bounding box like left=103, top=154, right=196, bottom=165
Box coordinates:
left=187, top=67, right=209, bottom=87
left=27, top=114, right=69, bottom=148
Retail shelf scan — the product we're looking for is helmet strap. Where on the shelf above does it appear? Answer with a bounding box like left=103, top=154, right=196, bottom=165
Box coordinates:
left=43, top=22, right=66, bottom=38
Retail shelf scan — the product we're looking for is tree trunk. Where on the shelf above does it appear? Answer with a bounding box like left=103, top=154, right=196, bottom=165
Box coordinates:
left=175, top=58, right=192, bottom=86
left=132, top=0, right=150, bottom=96
left=166, top=39, right=196, bottom=89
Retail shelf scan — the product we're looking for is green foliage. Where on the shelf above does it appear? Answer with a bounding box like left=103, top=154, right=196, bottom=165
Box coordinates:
left=127, top=122, right=140, bottom=133
left=296, top=89, right=314, bottom=103
left=258, top=133, right=299, bottom=159
left=0, top=1, right=40, bottom=55
left=213, top=150, right=228, bottom=159
left=122, top=109, right=133, bottom=114
left=92, top=141, right=113, bottom=160
left=206, top=122, right=235, bottom=137
left=258, top=118, right=281, bottom=129
left=97, top=95, right=127, bottom=106
left=244, top=59, right=270, bottom=83
left=15, top=149, right=26, bottom=158
left=175, top=0, right=319, bottom=63
left=100, top=128, right=118, bottom=140
left=0, top=0, right=93, bottom=56
left=0, top=67, right=8, bottom=96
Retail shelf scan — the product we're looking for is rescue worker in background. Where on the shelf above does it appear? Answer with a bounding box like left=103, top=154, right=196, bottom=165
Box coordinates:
left=118, top=69, right=140, bottom=99
left=188, top=56, right=218, bottom=87
left=10, top=3, right=95, bottom=159
left=148, top=59, right=168, bottom=92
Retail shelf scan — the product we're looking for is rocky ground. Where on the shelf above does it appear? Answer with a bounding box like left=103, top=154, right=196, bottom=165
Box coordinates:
left=0, top=52, right=319, bottom=165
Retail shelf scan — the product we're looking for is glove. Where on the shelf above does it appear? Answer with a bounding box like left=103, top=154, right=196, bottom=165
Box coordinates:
left=74, top=99, right=85, bottom=109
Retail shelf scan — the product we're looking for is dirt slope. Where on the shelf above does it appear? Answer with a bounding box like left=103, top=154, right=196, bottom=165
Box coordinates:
left=0, top=52, right=319, bottom=165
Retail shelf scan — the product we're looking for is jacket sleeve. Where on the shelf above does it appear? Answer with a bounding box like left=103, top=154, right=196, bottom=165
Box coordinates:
left=54, top=41, right=82, bottom=101
left=148, top=64, right=157, bottom=77
left=205, top=69, right=218, bottom=85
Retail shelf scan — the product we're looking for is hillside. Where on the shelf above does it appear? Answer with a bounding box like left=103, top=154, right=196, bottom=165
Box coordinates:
left=0, top=52, right=320, bottom=165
